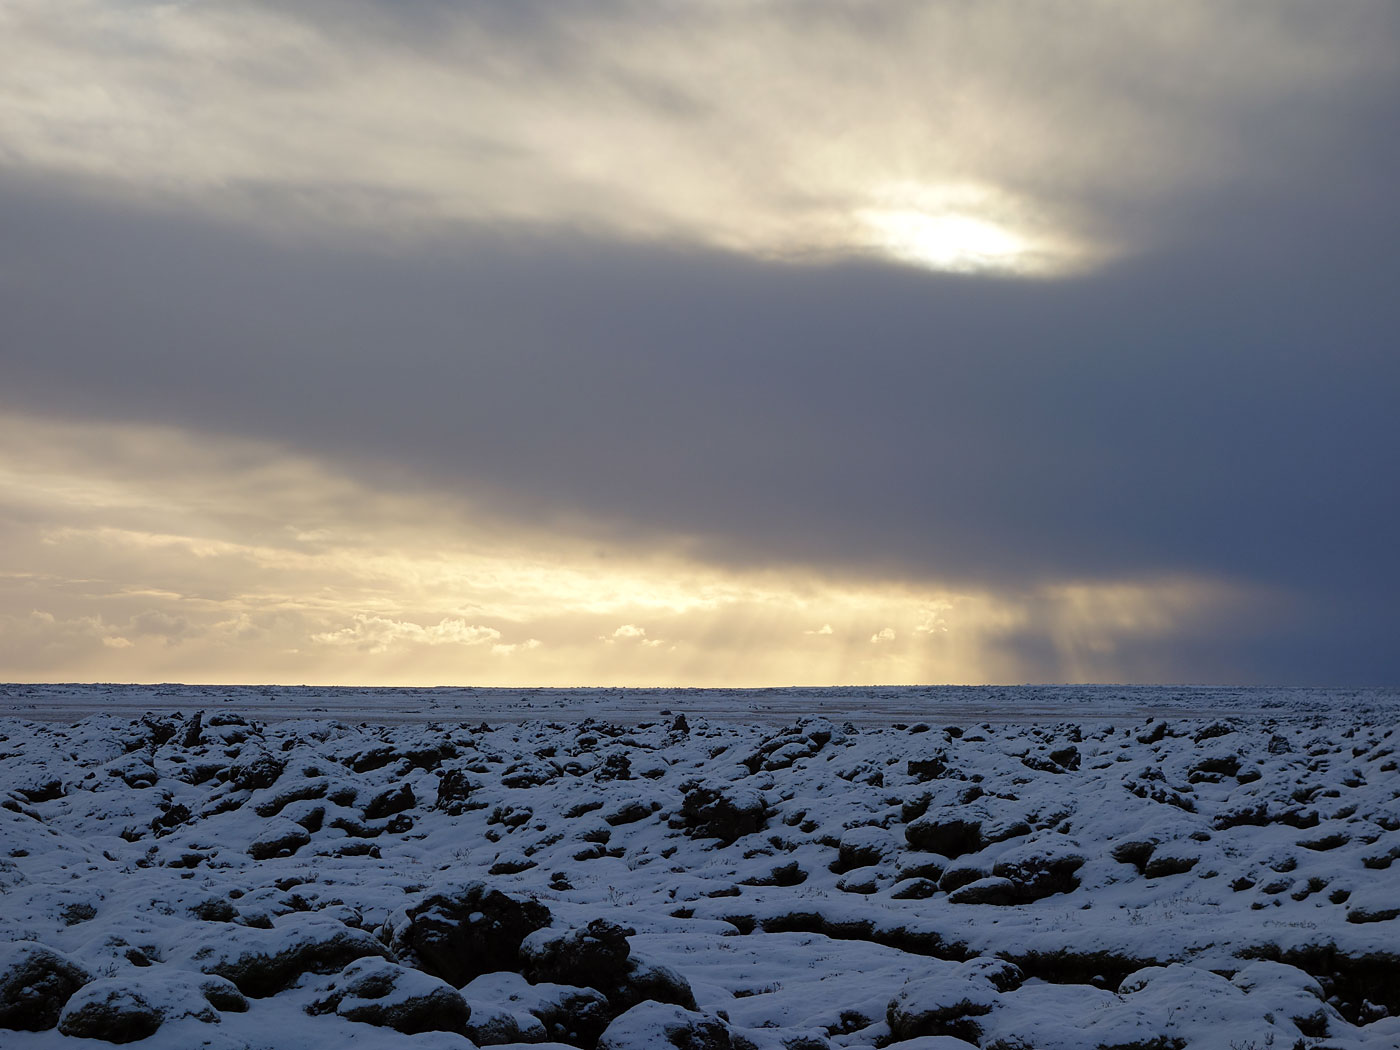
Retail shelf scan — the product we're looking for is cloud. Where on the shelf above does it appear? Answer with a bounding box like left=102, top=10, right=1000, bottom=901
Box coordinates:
left=0, top=410, right=1301, bottom=685
left=1, top=2, right=1393, bottom=273
left=311, top=616, right=501, bottom=654
left=492, top=638, right=542, bottom=657
left=0, top=6, right=1396, bottom=685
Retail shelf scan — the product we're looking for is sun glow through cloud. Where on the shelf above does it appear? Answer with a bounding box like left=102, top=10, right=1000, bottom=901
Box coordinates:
left=3, top=2, right=1376, bottom=276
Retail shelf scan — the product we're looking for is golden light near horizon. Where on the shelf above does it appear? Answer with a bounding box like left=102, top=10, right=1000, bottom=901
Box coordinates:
left=0, top=412, right=1271, bottom=687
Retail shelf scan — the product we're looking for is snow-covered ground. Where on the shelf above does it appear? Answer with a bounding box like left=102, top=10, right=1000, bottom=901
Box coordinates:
left=2, top=686, right=1398, bottom=1049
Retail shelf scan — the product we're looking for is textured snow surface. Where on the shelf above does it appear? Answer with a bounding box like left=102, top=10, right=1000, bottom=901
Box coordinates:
left=1, top=686, right=1398, bottom=1049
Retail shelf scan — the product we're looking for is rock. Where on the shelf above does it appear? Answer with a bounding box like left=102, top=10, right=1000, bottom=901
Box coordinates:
left=188, top=894, right=238, bottom=923
left=908, top=755, right=948, bottom=781
left=947, top=876, right=1019, bottom=905
left=391, top=880, right=552, bottom=987
left=463, top=970, right=614, bottom=1046
left=603, top=797, right=658, bottom=826
left=183, top=913, right=392, bottom=996
left=463, top=999, right=549, bottom=1045
left=1110, top=840, right=1157, bottom=873
left=991, top=844, right=1085, bottom=902
left=363, top=783, right=416, bottom=820
left=489, top=850, right=537, bottom=875
left=832, top=826, right=898, bottom=873
left=599, top=1001, right=742, bottom=1050
left=435, top=768, right=480, bottom=813
left=247, top=817, right=312, bottom=859
left=739, top=860, right=807, bottom=887
left=679, top=782, right=769, bottom=843
left=895, top=852, right=948, bottom=882
left=887, top=962, right=1002, bottom=1042
left=195, top=975, right=248, bottom=1012
left=616, top=954, right=697, bottom=1012
left=889, top=877, right=940, bottom=900
left=905, top=816, right=982, bottom=859
left=178, top=710, right=204, bottom=748
left=0, top=942, right=92, bottom=1031
left=308, top=957, right=470, bottom=1035
left=226, top=750, right=285, bottom=791
left=57, top=982, right=163, bottom=1043
left=521, top=920, right=697, bottom=1016
left=530, top=982, right=612, bottom=1046
left=53, top=970, right=239, bottom=1042
left=1143, top=849, right=1200, bottom=879
left=522, top=919, right=634, bottom=990
left=252, top=778, right=329, bottom=817
left=938, top=861, right=989, bottom=894
left=16, top=778, right=64, bottom=803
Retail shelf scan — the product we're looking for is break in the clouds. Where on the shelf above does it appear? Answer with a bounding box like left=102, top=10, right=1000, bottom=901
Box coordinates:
left=0, top=2, right=1397, bottom=685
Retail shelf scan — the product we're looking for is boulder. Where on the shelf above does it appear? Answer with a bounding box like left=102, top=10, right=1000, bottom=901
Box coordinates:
left=54, top=970, right=242, bottom=1042
left=522, top=919, right=633, bottom=990
left=905, top=817, right=982, bottom=859
left=599, top=1001, right=743, bottom=1050
left=247, top=817, right=311, bottom=860
left=391, top=880, right=552, bottom=987
left=308, top=957, right=470, bottom=1035
left=463, top=999, right=549, bottom=1045
left=679, top=783, right=769, bottom=843
left=57, top=982, right=163, bottom=1043
left=947, top=876, right=1019, bottom=906
left=991, top=844, right=1086, bottom=902
left=887, top=961, right=1003, bottom=1042
left=182, top=913, right=392, bottom=996
left=0, top=942, right=92, bottom=1031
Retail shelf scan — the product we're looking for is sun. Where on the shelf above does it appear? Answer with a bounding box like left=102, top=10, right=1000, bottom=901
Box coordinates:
left=860, top=207, right=1034, bottom=274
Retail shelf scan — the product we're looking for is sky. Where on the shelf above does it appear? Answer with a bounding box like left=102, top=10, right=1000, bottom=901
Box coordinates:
left=1, top=0, right=1397, bottom=687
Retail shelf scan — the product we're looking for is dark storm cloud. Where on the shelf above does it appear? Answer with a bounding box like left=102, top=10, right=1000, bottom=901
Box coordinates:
left=2, top=138, right=1398, bottom=683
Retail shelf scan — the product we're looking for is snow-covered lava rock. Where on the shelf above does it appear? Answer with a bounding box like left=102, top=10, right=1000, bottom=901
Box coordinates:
left=1, top=702, right=1398, bottom=1049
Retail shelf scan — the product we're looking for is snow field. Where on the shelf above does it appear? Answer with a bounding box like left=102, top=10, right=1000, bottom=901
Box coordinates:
left=1, top=700, right=1398, bottom=1049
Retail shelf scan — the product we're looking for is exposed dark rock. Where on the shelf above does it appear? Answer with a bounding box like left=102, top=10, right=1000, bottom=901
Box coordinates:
left=226, top=752, right=285, bottom=792
left=0, top=942, right=92, bottom=1031
left=362, top=783, right=415, bottom=820
left=307, top=957, right=470, bottom=1035
left=947, top=876, right=1019, bottom=905
left=57, top=983, right=162, bottom=1044
left=1110, top=840, right=1157, bottom=874
left=739, top=860, right=807, bottom=887
left=16, top=779, right=64, bottom=803
left=905, top=816, right=983, bottom=859
left=434, top=768, right=480, bottom=814
left=598, top=1001, right=742, bottom=1050
left=189, top=916, right=392, bottom=997
left=992, top=847, right=1085, bottom=901
left=1142, top=852, right=1199, bottom=879
left=907, top=755, right=948, bottom=781
left=247, top=818, right=311, bottom=860
left=530, top=982, right=612, bottom=1046
left=887, top=964, right=999, bottom=1042
left=679, top=783, right=769, bottom=843
left=253, top=780, right=328, bottom=818
left=392, top=881, right=552, bottom=987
